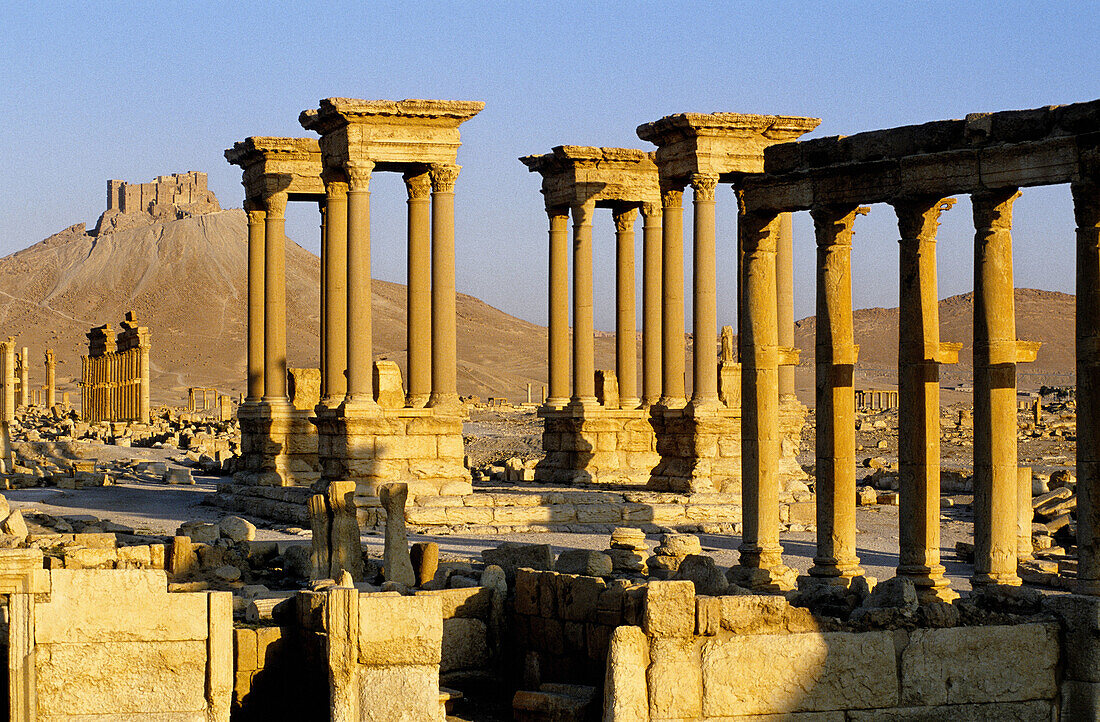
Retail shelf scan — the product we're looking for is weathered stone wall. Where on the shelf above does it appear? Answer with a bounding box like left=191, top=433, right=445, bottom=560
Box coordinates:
left=97, top=171, right=220, bottom=235
left=604, top=580, right=1062, bottom=720
left=16, top=568, right=232, bottom=721
left=538, top=408, right=661, bottom=486
left=232, top=622, right=327, bottom=721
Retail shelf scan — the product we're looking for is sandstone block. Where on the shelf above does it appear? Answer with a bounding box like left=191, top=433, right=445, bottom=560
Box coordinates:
left=603, top=626, right=648, bottom=722
left=218, top=515, right=256, bottom=542
left=643, top=580, right=695, bottom=637
left=719, top=594, right=820, bottom=635
left=900, top=623, right=1058, bottom=706
left=700, top=630, right=897, bottom=715
left=357, top=594, right=442, bottom=666
left=417, top=586, right=491, bottom=619
left=555, top=549, right=613, bottom=577
left=559, top=574, right=606, bottom=622
left=482, top=543, right=555, bottom=581
left=647, top=636, right=702, bottom=719
left=357, top=664, right=441, bottom=722
left=441, top=617, right=489, bottom=673
left=848, top=700, right=1054, bottom=721
left=1044, top=594, right=1100, bottom=682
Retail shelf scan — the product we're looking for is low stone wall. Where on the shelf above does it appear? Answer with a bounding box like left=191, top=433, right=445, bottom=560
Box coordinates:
left=232, top=622, right=327, bottom=720
left=538, top=407, right=661, bottom=486
left=417, top=585, right=498, bottom=681
left=9, top=567, right=233, bottom=722
left=605, top=580, right=1062, bottom=721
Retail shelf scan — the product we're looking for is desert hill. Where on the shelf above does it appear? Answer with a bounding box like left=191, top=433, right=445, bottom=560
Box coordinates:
left=1, top=208, right=599, bottom=406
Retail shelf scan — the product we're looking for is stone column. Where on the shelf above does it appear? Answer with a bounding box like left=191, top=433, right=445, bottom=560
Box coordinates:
left=322, top=177, right=349, bottom=407
left=777, top=213, right=796, bottom=398
left=1074, top=179, right=1100, bottom=594
left=344, top=161, right=378, bottom=409
left=1, top=340, right=14, bottom=423
left=807, top=204, right=865, bottom=585
left=18, top=348, right=27, bottom=411
left=614, top=206, right=639, bottom=409
left=641, top=202, right=662, bottom=406
left=137, top=331, right=150, bottom=423
left=546, top=209, right=571, bottom=407
left=971, top=188, right=1023, bottom=587
left=893, top=196, right=956, bottom=601
left=405, top=170, right=432, bottom=408
left=736, top=209, right=793, bottom=589
left=44, top=349, right=55, bottom=407
left=262, top=192, right=288, bottom=403
left=660, top=182, right=686, bottom=408
left=429, top=164, right=460, bottom=409
left=691, top=174, right=719, bottom=408
left=571, top=199, right=597, bottom=406
left=245, top=202, right=265, bottom=404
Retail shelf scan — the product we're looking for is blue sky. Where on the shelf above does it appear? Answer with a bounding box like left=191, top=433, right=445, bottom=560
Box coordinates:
left=1, top=2, right=1096, bottom=328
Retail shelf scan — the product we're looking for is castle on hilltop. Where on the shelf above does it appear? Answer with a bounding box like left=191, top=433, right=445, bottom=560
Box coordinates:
left=92, top=171, right=220, bottom=235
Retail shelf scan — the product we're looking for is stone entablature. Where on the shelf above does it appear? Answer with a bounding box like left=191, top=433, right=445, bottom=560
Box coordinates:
left=224, top=137, right=325, bottom=202
left=519, top=145, right=660, bottom=210
left=94, top=171, right=220, bottom=235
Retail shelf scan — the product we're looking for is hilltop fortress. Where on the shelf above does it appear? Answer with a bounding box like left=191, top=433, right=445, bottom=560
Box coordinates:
left=92, top=171, right=220, bottom=235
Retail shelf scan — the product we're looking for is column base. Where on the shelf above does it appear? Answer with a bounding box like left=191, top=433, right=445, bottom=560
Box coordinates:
left=405, top=393, right=430, bottom=409
left=729, top=562, right=798, bottom=592
left=342, top=395, right=382, bottom=415
left=568, top=396, right=599, bottom=410
left=805, top=560, right=866, bottom=584
left=687, top=396, right=721, bottom=413
left=618, top=397, right=641, bottom=411
left=897, top=564, right=959, bottom=603
left=428, top=393, right=463, bottom=411
left=970, top=571, right=1023, bottom=588
left=656, top=396, right=687, bottom=410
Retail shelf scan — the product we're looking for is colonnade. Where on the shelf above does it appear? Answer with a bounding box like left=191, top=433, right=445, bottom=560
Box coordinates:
left=856, top=389, right=899, bottom=410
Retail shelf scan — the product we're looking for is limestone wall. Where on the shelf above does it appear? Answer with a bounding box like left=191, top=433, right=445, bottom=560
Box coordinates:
left=605, top=580, right=1061, bottom=721
left=10, top=568, right=232, bottom=722
left=96, top=172, right=220, bottom=235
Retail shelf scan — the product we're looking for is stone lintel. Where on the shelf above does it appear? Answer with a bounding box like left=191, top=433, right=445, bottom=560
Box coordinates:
left=224, top=136, right=324, bottom=202
left=302, top=97, right=484, bottom=170
left=520, top=145, right=660, bottom=209
left=637, top=112, right=821, bottom=181
left=742, top=99, right=1100, bottom=214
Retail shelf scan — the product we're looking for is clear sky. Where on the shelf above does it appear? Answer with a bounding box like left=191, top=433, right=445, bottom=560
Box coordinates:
left=1, top=2, right=1096, bottom=330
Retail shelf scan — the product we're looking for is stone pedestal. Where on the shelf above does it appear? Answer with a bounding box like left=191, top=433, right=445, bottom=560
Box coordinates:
left=536, top=405, right=659, bottom=486
left=314, top=406, right=471, bottom=525
left=235, top=401, right=321, bottom=487
left=648, top=397, right=807, bottom=494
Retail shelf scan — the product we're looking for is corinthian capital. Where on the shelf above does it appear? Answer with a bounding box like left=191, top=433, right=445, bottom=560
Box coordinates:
left=971, top=188, right=1021, bottom=231
left=404, top=170, right=432, bottom=200
left=264, top=192, right=288, bottom=219
left=660, top=180, right=684, bottom=208
left=613, top=207, right=638, bottom=233
left=690, top=173, right=719, bottom=202
left=430, top=164, right=461, bottom=193
left=344, top=160, right=376, bottom=191
left=890, top=196, right=955, bottom=244
left=810, top=204, right=869, bottom=248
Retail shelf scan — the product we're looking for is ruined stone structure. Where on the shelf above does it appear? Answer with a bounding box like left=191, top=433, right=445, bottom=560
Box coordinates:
left=93, top=171, right=220, bottom=235
left=227, top=98, right=482, bottom=508
left=856, top=388, right=899, bottom=410
left=520, top=146, right=662, bottom=485
left=14, top=346, right=28, bottom=410
left=732, top=99, right=1100, bottom=607
left=79, top=312, right=151, bottom=424
left=522, top=117, right=814, bottom=494
left=0, top=339, right=14, bottom=424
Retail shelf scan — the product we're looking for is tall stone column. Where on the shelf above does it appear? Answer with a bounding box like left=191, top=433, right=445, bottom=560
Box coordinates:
left=319, top=202, right=327, bottom=395
left=893, top=197, right=957, bottom=601
left=546, top=209, right=571, bottom=407
left=344, top=161, right=378, bottom=410
left=736, top=209, right=793, bottom=589
left=429, top=164, right=460, bottom=409
left=245, top=203, right=266, bottom=404
left=641, top=202, right=662, bottom=406
left=137, top=331, right=150, bottom=423
left=807, top=205, right=865, bottom=585
left=44, top=349, right=55, bottom=408
left=1074, top=179, right=1100, bottom=594
left=18, top=348, right=28, bottom=411
left=777, top=213, right=796, bottom=398
left=614, top=206, right=639, bottom=409
left=691, top=174, right=719, bottom=408
left=322, top=177, right=349, bottom=407
left=405, top=170, right=432, bottom=408
left=2, top=340, right=14, bottom=423
left=971, top=188, right=1023, bottom=587
left=262, top=192, right=288, bottom=404
left=571, top=199, right=597, bottom=406
left=659, top=182, right=686, bottom=408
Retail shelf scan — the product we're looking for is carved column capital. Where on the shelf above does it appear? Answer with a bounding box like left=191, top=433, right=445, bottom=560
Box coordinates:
left=690, top=173, right=719, bottom=202
left=739, top=210, right=781, bottom=254
left=571, top=199, right=595, bottom=227
left=971, top=188, right=1021, bottom=229
left=810, top=204, right=869, bottom=247
left=891, top=196, right=956, bottom=243
left=263, top=192, right=288, bottom=220
left=403, top=170, right=432, bottom=200
left=613, top=206, right=638, bottom=233
left=430, top=164, right=460, bottom=193
left=641, top=201, right=662, bottom=220
left=245, top=206, right=266, bottom=225
left=325, top=179, right=349, bottom=200
left=344, top=160, right=376, bottom=191
left=546, top=205, right=570, bottom=222
left=660, top=180, right=684, bottom=208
